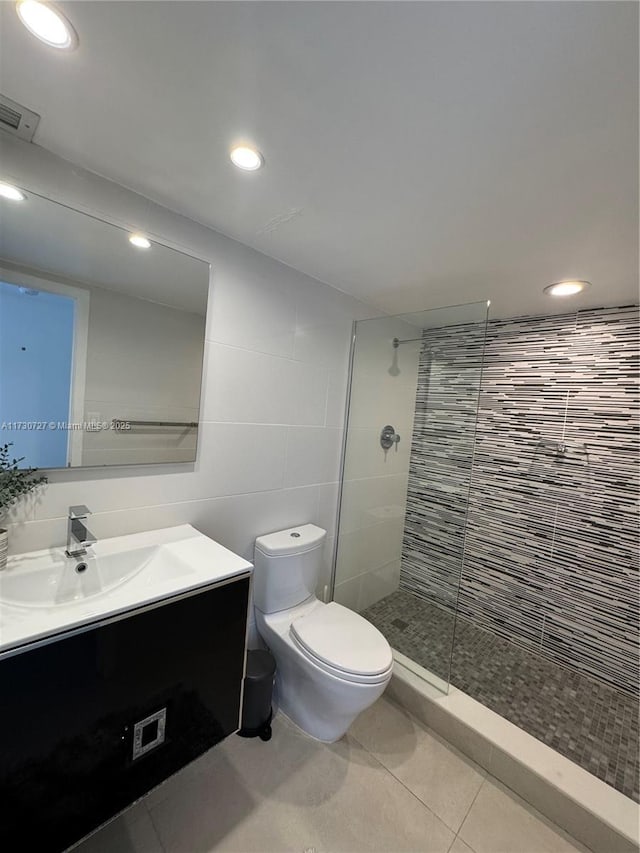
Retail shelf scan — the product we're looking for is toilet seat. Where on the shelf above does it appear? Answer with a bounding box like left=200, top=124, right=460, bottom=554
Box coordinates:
left=290, top=602, right=393, bottom=685
left=293, top=639, right=393, bottom=685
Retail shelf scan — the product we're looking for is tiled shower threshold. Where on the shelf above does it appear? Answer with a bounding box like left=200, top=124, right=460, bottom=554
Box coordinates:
left=363, top=589, right=639, bottom=803
left=387, top=657, right=640, bottom=853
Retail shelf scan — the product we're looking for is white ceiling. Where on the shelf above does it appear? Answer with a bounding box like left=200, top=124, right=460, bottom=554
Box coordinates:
left=0, top=1, right=637, bottom=319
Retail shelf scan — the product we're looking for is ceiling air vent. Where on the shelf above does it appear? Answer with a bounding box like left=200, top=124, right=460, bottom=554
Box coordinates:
left=0, top=94, right=40, bottom=142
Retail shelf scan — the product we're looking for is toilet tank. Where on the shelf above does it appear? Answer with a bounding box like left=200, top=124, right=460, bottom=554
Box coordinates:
left=253, top=524, right=326, bottom=614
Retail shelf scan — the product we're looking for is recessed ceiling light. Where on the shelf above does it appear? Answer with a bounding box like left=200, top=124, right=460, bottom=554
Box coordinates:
left=129, top=234, right=151, bottom=249
left=230, top=145, right=263, bottom=171
left=0, top=182, right=26, bottom=201
left=544, top=280, right=591, bottom=297
left=15, top=0, right=78, bottom=50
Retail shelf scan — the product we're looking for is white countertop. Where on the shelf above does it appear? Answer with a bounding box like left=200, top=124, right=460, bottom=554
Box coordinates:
left=0, top=524, right=253, bottom=656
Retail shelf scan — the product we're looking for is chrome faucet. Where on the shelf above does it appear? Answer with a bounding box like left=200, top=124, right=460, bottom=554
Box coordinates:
left=66, top=505, right=97, bottom=558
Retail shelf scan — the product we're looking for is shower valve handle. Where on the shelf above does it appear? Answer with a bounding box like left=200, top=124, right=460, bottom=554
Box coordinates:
left=380, top=425, right=401, bottom=450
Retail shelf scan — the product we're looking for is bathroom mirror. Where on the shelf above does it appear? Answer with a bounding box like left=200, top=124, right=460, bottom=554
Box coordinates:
left=0, top=189, right=209, bottom=468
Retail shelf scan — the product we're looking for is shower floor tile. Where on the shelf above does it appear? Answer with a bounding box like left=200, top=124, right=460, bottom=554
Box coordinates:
left=364, top=589, right=456, bottom=682
left=362, top=589, right=640, bottom=803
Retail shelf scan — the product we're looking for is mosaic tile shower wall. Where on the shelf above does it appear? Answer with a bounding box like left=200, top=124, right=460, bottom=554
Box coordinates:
left=400, top=305, right=639, bottom=696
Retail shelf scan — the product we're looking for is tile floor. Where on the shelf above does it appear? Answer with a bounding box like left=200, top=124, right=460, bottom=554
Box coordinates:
left=363, top=589, right=640, bottom=802
left=73, top=696, right=589, bottom=853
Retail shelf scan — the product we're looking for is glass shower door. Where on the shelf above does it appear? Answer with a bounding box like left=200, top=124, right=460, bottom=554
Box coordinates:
left=332, top=301, right=488, bottom=693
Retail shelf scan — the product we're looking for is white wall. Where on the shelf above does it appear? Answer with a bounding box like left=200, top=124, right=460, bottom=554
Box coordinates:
left=1, top=136, right=377, bottom=642
left=81, top=286, right=205, bottom=466
left=334, top=315, right=420, bottom=612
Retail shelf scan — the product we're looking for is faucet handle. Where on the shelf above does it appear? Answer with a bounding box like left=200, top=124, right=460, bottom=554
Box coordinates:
left=69, top=505, right=91, bottom=519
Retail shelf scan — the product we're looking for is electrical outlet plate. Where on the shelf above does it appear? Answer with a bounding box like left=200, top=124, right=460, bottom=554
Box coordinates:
left=132, top=707, right=166, bottom=760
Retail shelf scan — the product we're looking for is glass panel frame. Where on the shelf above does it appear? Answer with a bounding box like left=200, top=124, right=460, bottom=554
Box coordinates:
left=331, top=301, right=489, bottom=694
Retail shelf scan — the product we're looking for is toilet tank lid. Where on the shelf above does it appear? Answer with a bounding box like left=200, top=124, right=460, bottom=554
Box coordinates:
left=255, top=524, right=326, bottom=557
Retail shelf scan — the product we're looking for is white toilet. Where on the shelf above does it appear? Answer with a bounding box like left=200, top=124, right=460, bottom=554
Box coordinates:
left=253, top=523, right=393, bottom=743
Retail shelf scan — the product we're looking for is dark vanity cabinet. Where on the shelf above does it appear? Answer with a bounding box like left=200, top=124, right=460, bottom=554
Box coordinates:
left=0, top=574, right=250, bottom=852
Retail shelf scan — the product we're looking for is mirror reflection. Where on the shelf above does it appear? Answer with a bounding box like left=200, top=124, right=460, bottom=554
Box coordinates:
left=0, top=190, right=209, bottom=468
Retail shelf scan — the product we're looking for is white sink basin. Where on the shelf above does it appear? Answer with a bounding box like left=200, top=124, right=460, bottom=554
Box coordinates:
left=0, top=524, right=252, bottom=655
left=0, top=545, right=193, bottom=608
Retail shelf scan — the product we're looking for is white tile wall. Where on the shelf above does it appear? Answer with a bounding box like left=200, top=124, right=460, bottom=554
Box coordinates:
left=284, top=427, right=343, bottom=488
left=202, top=343, right=329, bottom=425
left=325, top=368, right=351, bottom=428
left=1, top=136, right=378, bottom=643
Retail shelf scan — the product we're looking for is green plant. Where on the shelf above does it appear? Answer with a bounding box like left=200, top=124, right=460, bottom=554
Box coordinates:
left=0, top=443, right=48, bottom=520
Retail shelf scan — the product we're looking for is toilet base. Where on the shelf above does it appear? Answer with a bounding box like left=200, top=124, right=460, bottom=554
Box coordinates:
left=275, top=666, right=390, bottom=742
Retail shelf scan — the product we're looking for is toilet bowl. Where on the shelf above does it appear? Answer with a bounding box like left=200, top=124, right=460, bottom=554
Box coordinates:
left=253, top=524, right=393, bottom=743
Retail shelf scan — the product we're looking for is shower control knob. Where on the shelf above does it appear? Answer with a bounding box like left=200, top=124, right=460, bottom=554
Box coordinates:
left=380, top=425, right=401, bottom=450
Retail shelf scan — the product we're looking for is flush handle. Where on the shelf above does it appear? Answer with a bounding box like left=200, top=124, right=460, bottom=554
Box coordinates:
left=380, top=425, right=401, bottom=451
